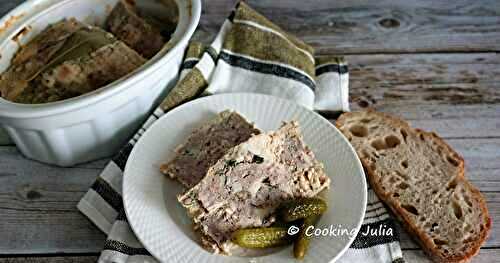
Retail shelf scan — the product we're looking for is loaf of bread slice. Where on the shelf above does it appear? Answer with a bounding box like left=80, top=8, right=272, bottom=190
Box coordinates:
left=336, top=110, right=490, bottom=263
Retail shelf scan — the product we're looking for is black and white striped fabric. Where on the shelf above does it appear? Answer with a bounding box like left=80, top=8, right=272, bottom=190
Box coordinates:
left=77, top=2, right=403, bottom=262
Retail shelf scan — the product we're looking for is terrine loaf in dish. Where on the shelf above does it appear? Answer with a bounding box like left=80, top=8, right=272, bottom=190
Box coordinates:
left=107, top=0, right=169, bottom=58
left=336, top=110, right=491, bottom=263
left=37, top=40, right=146, bottom=100
left=178, top=121, right=330, bottom=254
left=0, top=19, right=84, bottom=103
left=0, top=0, right=177, bottom=104
left=160, top=111, right=261, bottom=188
left=0, top=19, right=146, bottom=104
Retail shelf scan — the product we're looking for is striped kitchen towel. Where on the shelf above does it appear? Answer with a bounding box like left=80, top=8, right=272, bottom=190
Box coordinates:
left=77, top=2, right=403, bottom=263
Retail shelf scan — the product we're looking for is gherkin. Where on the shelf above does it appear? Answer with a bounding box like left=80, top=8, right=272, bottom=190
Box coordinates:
left=232, top=227, right=295, bottom=248
left=294, top=215, right=321, bottom=260
left=279, top=197, right=327, bottom=222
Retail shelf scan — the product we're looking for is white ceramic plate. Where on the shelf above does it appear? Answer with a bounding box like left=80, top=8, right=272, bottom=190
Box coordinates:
left=123, top=93, right=367, bottom=263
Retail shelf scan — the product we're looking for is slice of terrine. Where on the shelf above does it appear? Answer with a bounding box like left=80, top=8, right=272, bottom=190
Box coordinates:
left=0, top=19, right=146, bottom=104
left=106, top=0, right=166, bottom=58
left=35, top=41, right=146, bottom=102
left=178, top=122, right=330, bottom=254
left=160, top=111, right=261, bottom=188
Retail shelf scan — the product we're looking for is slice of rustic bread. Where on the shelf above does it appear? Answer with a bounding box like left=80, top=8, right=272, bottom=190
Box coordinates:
left=336, top=110, right=491, bottom=263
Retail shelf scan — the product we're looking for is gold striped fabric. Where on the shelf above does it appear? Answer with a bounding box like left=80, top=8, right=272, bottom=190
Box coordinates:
left=223, top=23, right=315, bottom=77
left=158, top=1, right=348, bottom=112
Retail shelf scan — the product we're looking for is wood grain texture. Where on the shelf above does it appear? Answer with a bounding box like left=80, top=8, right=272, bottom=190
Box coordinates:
left=194, top=0, right=500, bottom=54
left=0, top=1, right=499, bottom=54
left=347, top=53, right=500, bottom=109
left=345, top=52, right=500, bottom=139
left=0, top=147, right=106, bottom=254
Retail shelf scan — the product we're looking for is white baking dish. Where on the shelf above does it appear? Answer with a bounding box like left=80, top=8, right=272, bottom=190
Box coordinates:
left=0, top=0, right=201, bottom=166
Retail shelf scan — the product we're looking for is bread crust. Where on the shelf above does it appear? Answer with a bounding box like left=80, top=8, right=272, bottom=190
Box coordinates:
left=336, top=109, right=491, bottom=263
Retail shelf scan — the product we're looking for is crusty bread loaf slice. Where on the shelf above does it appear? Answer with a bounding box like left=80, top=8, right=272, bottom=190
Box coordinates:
left=336, top=110, right=491, bottom=263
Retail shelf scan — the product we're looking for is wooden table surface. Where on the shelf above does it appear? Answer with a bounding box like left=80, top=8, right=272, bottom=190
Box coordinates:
left=0, top=0, right=498, bottom=262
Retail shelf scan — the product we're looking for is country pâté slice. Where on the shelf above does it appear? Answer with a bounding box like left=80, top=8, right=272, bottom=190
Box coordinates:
left=106, top=0, right=166, bottom=58
left=37, top=40, right=146, bottom=101
left=178, top=122, right=330, bottom=254
left=336, top=110, right=491, bottom=263
left=160, top=110, right=261, bottom=188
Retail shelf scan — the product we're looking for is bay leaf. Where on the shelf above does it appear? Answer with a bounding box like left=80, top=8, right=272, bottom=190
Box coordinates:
left=27, top=26, right=116, bottom=81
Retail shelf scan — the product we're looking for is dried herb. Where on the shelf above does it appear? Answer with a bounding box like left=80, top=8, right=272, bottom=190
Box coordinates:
left=252, top=155, right=264, bottom=164
left=27, top=27, right=116, bottom=82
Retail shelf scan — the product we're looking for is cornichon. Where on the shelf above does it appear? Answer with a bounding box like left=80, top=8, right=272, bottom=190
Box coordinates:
left=279, top=197, right=327, bottom=222
left=294, top=215, right=321, bottom=260
left=232, top=227, right=294, bottom=248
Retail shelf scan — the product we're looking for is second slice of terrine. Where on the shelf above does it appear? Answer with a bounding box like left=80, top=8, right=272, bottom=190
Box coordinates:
left=160, top=110, right=261, bottom=188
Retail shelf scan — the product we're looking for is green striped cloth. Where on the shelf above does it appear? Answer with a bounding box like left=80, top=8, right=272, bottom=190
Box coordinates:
left=79, top=2, right=404, bottom=263
left=161, top=2, right=348, bottom=114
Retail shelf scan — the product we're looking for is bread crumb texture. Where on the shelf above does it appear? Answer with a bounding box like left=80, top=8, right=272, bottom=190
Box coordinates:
left=336, top=110, right=491, bottom=263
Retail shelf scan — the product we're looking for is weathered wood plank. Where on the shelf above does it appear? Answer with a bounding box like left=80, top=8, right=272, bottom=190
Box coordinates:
left=0, top=256, right=98, bottom=263
left=401, top=248, right=500, bottom=263
left=347, top=53, right=500, bottom=85
left=195, top=0, right=500, bottom=54
left=0, top=147, right=106, bottom=254
left=445, top=138, right=500, bottom=191
left=0, top=135, right=498, bottom=253
left=347, top=53, right=500, bottom=109
left=351, top=82, right=500, bottom=107
left=1, top=1, right=499, bottom=54
left=345, top=52, right=500, bottom=138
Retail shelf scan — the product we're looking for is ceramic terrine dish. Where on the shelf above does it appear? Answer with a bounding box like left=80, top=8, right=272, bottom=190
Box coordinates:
left=0, top=0, right=201, bottom=166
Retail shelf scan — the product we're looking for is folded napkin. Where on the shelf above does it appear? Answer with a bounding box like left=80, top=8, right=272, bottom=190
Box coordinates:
left=78, top=2, right=403, bottom=262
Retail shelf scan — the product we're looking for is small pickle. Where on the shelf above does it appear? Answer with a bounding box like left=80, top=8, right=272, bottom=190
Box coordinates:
left=294, top=215, right=321, bottom=260
left=232, top=227, right=294, bottom=248
left=279, top=197, right=327, bottom=222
